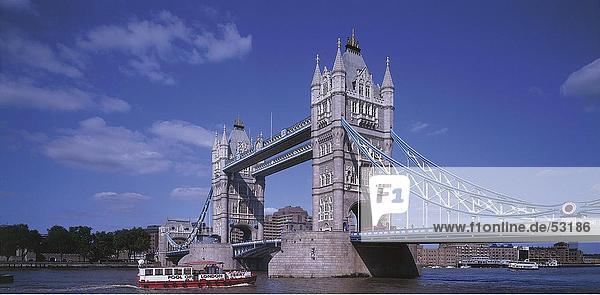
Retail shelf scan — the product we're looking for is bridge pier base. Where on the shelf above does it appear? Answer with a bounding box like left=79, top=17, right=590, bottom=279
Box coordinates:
left=268, top=231, right=420, bottom=278
left=178, top=243, right=241, bottom=270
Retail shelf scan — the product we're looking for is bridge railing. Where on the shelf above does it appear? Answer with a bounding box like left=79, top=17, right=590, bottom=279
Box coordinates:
left=224, top=116, right=311, bottom=168
left=252, top=142, right=312, bottom=174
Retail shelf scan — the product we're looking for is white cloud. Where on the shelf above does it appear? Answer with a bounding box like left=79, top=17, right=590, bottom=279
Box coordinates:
left=410, top=121, right=429, bottom=133
left=77, top=10, right=252, bottom=85
left=93, top=191, right=149, bottom=201
left=43, top=117, right=171, bottom=175
left=0, top=78, right=130, bottom=113
left=99, top=97, right=131, bottom=113
left=192, top=23, right=252, bottom=63
left=170, top=187, right=209, bottom=201
left=0, top=33, right=83, bottom=78
left=150, top=120, right=214, bottom=148
left=40, top=117, right=212, bottom=176
left=561, top=58, right=600, bottom=100
left=93, top=191, right=150, bottom=213
left=427, top=127, right=449, bottom=136
left=0, top=0, right=33, bottom=11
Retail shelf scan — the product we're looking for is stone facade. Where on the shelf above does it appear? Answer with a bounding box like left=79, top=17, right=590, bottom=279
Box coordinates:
left=268, top=231, right=419, bottom=278
left=211, top=118, right=265, bottom=244
left=310, top=31, right=395, bottom=232
left=178, top=243, right=241, bottom=270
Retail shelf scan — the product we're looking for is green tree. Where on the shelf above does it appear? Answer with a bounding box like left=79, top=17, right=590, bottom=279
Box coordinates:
left=0, top=224, right=37, bottom=261
left=130, top=227, right=151, bottom=257
left=69, top=226, right=93, bottom=261
left=90, top=231, right=115, bottom=263
left=113, top=228, right=150, bottom=262
left=113, top=229, right=131, bottom=261
left=0, top=225, right=17, bottom=260
left=45, top=225, right=72, bottom=261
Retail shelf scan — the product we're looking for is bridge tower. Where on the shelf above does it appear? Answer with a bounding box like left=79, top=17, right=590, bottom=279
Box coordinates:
left=310, top=30, right=394, bottom=232
left=211, top=118, right=265, bottom=243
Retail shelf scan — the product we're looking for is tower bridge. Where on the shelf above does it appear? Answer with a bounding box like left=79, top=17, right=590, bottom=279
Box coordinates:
left=159, top=30, right=600, bottom=278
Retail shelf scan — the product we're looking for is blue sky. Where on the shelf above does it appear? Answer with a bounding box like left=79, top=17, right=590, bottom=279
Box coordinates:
left=1, top=0, right=600, bottom=247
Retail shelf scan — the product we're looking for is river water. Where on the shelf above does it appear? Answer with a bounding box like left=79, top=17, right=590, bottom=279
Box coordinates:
left=1, top=267, right=599, bottom=293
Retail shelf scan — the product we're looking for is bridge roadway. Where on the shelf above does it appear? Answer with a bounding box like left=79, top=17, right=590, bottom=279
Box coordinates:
left=223, top=116, right=311, bottom=174
left=351, top=229, right=600, bottom=243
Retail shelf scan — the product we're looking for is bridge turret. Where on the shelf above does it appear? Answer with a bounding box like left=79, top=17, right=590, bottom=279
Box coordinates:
left=331, top=38, right=346, bottom=93
left=381, top=57, right=395, bottom=132
left=219, top=125, right=228, bottom=158
left=311, top=54, right=322, bottom=104
left=381, top=56, right=394, bottom=103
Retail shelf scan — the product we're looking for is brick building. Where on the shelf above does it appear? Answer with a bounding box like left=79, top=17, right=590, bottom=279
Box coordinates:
left=263, top=206, right=312, bottom=240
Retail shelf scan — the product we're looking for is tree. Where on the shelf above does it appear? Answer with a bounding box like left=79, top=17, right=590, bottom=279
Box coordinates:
left=45, top=225, right=72, bottom=261
left=113, top=228, right=150, bottom=262
left=130, top=227, right=151, bottom=257
left=0, top=225, right=17, bottom=260
left=0, top=224, right=38, bottom=261
left=69, top=226, right=93, bottom=262
left=90, top=231, right=115, bottom=263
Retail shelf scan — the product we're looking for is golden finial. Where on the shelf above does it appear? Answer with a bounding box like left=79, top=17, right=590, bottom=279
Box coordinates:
left=345, top=28, right=360, bottom=53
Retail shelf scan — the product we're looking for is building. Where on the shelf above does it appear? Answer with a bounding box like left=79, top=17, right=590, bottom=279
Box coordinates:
left=263, top=206, right=312, bottom=240
left=211, top=117, right=265, bottom=243
left=528, top=242, right=584, bottom=264
left=416, top=243, right=519, bottom=267
left=144, top=225, right=160, bottom=260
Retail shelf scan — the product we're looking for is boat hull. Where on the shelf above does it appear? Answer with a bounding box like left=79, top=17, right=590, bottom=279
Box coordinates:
left=138, top=275, right=257, bottom=289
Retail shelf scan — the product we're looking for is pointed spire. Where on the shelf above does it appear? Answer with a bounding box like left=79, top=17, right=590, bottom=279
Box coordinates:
left=212, top=131, right=219, bottom=149
left=382, top=56, right=394, bottom=89
left=234, top=115, right=244, bottom=130
left=220, top=124, right=227, bottom=144
left=345, top=28, right=361, bottom=54
left=333, top=37, right=345, bottom=73
left=311, top=53, right=321, bottom=87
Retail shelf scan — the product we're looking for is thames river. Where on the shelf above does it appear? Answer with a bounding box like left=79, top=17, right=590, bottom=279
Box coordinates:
left=1, top=267, right=599, bottom=293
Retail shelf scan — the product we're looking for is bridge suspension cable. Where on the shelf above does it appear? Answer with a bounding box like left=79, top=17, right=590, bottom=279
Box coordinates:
left=341, top=118, right=600, bottom=224
left=166, top=188, right=213, bottom=251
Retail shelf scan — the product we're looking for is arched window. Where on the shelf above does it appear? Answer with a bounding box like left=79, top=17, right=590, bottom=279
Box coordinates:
left=239, top=201, right=248, bottom=214
left=365, top=84, right=371, bottom=98
left=358, top=81, right=364, bottom=96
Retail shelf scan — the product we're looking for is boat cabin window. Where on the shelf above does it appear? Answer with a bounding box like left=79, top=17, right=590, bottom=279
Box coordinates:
left=184, top=268, right=192, bottom=275
left=155, top=269, right=163, bottom=275
left=145, top=269, right=153, bottom=276
left=174, top=268, right=182, bottom=275
left=165, top=269, right=173, bottom=275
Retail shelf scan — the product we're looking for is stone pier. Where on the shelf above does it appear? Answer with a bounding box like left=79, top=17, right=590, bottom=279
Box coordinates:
left=268, top=231, right=420, bottom=278
left=178, top=243, right=240, bottom=270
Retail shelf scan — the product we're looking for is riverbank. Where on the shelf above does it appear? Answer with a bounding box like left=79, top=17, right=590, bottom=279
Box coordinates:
left=0, top=262, right=139, bottom=269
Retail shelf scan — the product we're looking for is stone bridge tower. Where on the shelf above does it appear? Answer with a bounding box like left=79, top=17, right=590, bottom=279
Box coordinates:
left=211, top=118, right=265, bottom=243
left=310, top=30, right=395, bottom=232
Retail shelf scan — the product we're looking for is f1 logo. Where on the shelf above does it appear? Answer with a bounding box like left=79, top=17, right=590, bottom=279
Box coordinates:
left=369, top=175, right=410, bottom=227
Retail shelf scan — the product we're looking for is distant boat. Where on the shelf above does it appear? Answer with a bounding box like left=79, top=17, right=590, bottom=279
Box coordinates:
left=460, top=265, right=471, bottom=269
left=508, top=260, right=539, bottom=270
left=430, top=265, right=441, bottom=269
left=0, top=274, right=14, bottom=284
left=446, top=266, right=455, bottom=269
